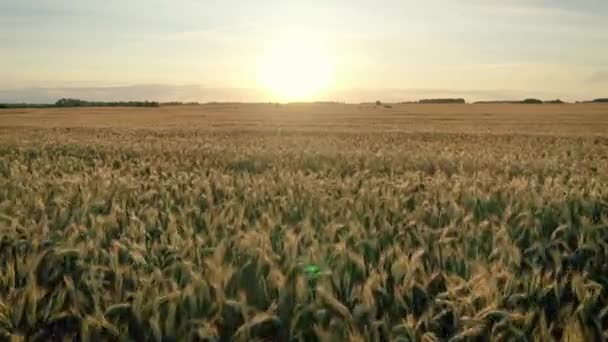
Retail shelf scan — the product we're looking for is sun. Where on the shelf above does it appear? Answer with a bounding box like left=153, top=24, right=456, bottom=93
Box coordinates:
left=258, top=37, right=334, bottom=102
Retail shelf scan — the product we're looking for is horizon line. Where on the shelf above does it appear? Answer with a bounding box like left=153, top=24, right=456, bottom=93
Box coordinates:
left=0, top=84, right=606, bottom=104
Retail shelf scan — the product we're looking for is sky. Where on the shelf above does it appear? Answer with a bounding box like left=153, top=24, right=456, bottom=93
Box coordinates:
left=1, top=0, right=607, bottom=102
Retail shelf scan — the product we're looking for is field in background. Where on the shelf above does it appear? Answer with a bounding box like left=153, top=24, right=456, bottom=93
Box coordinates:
left=1, top=104, right=608, bottom=340
left=2, top=103, right=608, bottom=134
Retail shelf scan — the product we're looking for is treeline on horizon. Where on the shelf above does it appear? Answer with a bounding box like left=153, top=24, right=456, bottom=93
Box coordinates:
left=171, top=98, right=608, bottom=105
left=416, top=98, right=608, bottom=104
left=1, top=97, right=608, bottom=109
left=0, top=98, right=160, bottom=109
left=473, top=98, right=560, bottom=104
left=474, top=98, right=608, bottom=104
left=394, top=98, right=608, bottom=104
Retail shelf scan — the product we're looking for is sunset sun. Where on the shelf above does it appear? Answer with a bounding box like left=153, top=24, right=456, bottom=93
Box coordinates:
left=258, top=37, right=334, bottom=102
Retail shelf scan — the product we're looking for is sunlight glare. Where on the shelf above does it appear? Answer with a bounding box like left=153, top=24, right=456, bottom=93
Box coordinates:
left=258, top=36, right=334, bottom=102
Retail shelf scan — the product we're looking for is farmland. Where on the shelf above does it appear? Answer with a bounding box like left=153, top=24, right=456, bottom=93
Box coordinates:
left=1, top=103, right=608, bottom=341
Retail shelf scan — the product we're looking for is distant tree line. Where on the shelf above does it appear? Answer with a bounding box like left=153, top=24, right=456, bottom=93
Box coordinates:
left=55, top=98, right=159, bottom=107
left=474, top=99, right=564, bottom=104
left=161, top=101, right=201, bottom=106
left=314, top=101, right=346, bottom=105
left=0, top=103, right=55, bottom=109
left=0, top=98, right=159, bottom=109
left=521, top=98, right=544, bottom=104
left=372, top=99, right=466, bottom=105
left=2, top=97, right=607, bottom=109
left=418, top=98, right=466, bottom=104
left=543, top=99, right=565, bottom=104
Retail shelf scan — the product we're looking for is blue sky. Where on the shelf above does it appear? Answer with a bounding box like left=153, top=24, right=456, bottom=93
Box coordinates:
left=1, top=0, right=607, bottom=102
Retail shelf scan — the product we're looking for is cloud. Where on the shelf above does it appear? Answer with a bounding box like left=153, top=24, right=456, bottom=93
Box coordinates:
left=463, top=0, right=607, bottom=18
left=0, top=85, right=266, bottom=103
left=588, top=71, right=608, bottom=83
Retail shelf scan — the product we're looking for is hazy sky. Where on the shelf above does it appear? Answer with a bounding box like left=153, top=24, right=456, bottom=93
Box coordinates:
left=1, top=0, right=607, bottom=102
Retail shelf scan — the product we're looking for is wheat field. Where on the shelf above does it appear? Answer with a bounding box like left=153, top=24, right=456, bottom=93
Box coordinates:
left=1, top=103, right=608, bottom=341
